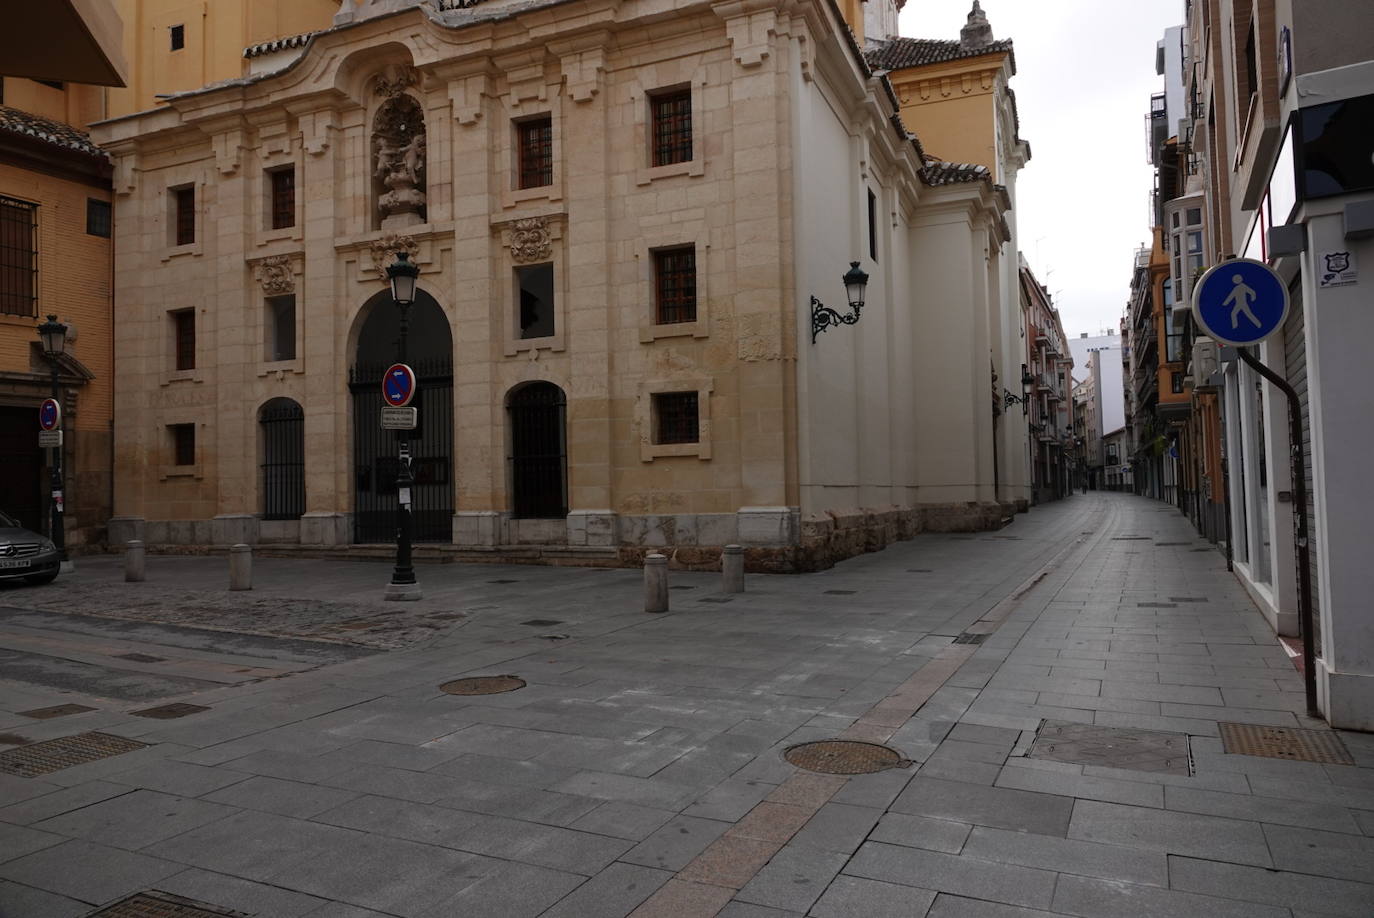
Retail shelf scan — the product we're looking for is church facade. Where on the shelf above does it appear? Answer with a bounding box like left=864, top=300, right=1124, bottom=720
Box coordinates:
left=94, top=0, right=1024, bottom=570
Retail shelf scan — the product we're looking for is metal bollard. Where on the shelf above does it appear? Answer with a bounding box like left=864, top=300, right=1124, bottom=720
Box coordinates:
left=229, top=543, right=252, bottom=591
left=124, top=540, right=146, bottom=583
left=722, top=544, right=744, bottom=593
left=644, top=552, right=669, bottom=613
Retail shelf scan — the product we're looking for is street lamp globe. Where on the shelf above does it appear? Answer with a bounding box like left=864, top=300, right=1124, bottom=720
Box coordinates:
left=37, top=315, right=68, bottom=358
left=842, top=261, right=869, bottom=314
left=386, top=251, right=419, bottom=307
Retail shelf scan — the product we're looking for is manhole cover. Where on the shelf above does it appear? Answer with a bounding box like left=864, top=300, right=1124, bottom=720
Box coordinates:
left=1218, top=723, right=1354, bottom=765
left=521, top=619, right=563, bottom=627
left=951, top=632, right=988, bottom=644
left=114, top=653, right=166, bottom=663
left=0, top=732, right=148, bottom=778
left=1028, top=721, right=1190, bottom=775
left=130, top=703, right=210, bottom=720
left=20, top=704, right=95, bottom=720
left=825, top=590, right=857, bottom=595
left=785, top=740, right=906, bottom=775
left=87, top=890, right=250, bottom=917
left=439, top=675, right=526, bottom=696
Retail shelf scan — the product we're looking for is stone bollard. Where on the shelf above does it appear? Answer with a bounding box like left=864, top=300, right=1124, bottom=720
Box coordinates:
left=229, top=543, right=252, bottom=591
left=722, top=544, right=745, bottom=593
left=124, top=540, right=145, bottom=583
left=644, top=553, right=669, bottom=613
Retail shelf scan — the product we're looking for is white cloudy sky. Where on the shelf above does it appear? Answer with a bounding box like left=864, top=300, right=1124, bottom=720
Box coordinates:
left=897, top=0, right=1183, bottom=337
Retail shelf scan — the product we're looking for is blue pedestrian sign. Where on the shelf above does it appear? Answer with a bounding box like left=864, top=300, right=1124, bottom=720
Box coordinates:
left=382, top=363, right=417, bottom=408
left=38, top=398, right=61, bottom=431
left=1191, top=258, right=1289, bottom=347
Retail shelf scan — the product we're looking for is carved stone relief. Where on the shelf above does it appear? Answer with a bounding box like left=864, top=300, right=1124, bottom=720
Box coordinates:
left=509, top=217, right=552, bottom=263
left=255, top=254, right=296, bottom=295
left=369, top=232, right=419, bottom=281
left=371, top=71, right=427, bottom=229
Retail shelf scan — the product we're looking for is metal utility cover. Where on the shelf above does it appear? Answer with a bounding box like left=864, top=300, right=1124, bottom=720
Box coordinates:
left=130, top=703, right=210, bottom=720
left=20, top=704, right=95, bottom=720
left=786, top=740, right=907, bottom=775
left=440, top=675, right=526, bottom=696
left=1218, top=722, right=1355, bottom=765
left=1028, top=720, right=1191, bottom=775
left=0, top=732, right=147, bottom=778
left=87, top=890, right=251, bottom=916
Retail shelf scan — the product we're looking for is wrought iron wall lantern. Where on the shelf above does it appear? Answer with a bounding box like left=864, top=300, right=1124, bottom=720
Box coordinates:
left=811, top=261, right=869, bottom=343
left=1002, top=364, right=1035, bottom=413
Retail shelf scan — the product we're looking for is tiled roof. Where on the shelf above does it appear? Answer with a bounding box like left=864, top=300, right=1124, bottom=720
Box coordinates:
left=244, top=31, right=315, bottom=59
left=920, top=160, right=990, bottom=186
left=0, top=105, right=108, bottom=159
left=864, top=37, right=1016, bottom=75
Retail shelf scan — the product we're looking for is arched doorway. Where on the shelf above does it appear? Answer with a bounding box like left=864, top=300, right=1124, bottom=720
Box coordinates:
left=258, top=397, right=304, bottom=520
left=348, top=289, right=453, bottom=542
left=507, top=382, right=567, bottom=519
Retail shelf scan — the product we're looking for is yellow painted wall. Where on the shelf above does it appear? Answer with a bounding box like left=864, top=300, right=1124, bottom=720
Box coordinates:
left=888, top=54, right=1007, bottom=180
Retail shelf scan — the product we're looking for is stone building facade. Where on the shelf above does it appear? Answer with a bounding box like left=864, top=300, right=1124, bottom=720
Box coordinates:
left=94, top=0, right=1022, bottom=570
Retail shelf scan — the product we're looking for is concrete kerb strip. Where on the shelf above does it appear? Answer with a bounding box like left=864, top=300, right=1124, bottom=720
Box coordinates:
left=630, top=506, right=1114, bottom=918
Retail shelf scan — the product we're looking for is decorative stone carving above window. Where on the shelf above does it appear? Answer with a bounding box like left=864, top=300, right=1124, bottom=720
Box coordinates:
left=254, top=254, right=296, bottom=295
left=509, top=217, right=552, bottom=263
left=369, top=232, right=419, bottom=280
left=372, top=64, right=417, bottom=98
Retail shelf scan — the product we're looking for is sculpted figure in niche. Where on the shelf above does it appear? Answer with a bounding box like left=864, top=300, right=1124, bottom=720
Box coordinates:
left=372, top=92, right=427, bottom=229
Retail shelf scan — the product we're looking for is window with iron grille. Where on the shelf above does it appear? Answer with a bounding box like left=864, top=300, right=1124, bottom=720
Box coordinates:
left=516, top=116, right=553, bottom=189
left=259, top=398, right=304, bottom=520
left=269, top=168, right=295, bottom=229
left=173, top=310, right=195, bottom=371
left=650, top=88, right=692, bottom=167
left=654, top=248, right=696, bottom=324
left=0, top=195, right=37, bottom=317
left=653, top=391, right=699, bottom=444
left=173, top=186, right=195, bottom=245
left=86, top=198, right=111, bottom=238
left=170, top=424, right=195, bottom=466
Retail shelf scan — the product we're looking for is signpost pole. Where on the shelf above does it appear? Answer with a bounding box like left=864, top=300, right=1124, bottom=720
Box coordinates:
left=386, top=301, right=419, bottom=600
left=46, top=380, right=67, bottom=569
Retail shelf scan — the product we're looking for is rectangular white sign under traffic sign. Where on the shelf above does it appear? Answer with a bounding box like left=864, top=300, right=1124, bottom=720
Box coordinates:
left=380, top=407, right=418, bottom=429
left=38, top=430, right=63, bottom=448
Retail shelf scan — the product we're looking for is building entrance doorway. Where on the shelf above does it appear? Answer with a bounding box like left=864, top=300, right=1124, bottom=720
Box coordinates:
left=0, top=407, right=43, bottom=532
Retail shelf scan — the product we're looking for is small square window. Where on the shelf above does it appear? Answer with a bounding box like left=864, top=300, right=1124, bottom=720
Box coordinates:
left=650, top=88, right=692, bottom=167
left=170, top=424, right=195, bottom=466
left=516, top=116, right=553, bottom=189
left=654, top=248, right=696, bottom=325
left=266, top=294, right=296, bottom=362
left=653, top=392, right=699, bottom=444
left=516, top=263, right=555, bottom=339
left=172, top=309, right=195, bottom=371
left=173, top=186, right=195, bottom=246
left=269, top=167, right=295, bottom=230
left=1186, top=207, right=1202, bottom=225
left=86, top=199, right=111, bottom=237
left=170, top=24, right=184, bottom=51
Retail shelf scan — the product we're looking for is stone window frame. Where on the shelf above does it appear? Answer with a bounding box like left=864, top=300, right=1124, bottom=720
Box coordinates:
left=498, top=217, right=566, bottom=356
left=162, top=307, right=204, bottom=386
left=637, top=231, right=710, bottom=342
left=631, top=69, right=707, bottom=186
left=257, top=147, right=304, bottom=246
left=503, top=107, right=564, bottom=209
left=638, top=376, right=713, bottom=462
left=250, top=254, right=305, bottom=376
left=161, top=176, right=205, bottom=260
left=159, top=420, right=203, bottom=481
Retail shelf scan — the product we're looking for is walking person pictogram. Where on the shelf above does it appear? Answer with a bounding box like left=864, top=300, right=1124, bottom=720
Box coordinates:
left=1223, top=273, right=1261, bottom=329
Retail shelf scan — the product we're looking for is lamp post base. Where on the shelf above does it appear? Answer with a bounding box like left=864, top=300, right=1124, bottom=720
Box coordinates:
left=384, top=581, right=423, bottom=601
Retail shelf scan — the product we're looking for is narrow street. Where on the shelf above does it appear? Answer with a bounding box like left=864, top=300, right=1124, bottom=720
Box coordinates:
left=1, top=491, right=1370, bottom=917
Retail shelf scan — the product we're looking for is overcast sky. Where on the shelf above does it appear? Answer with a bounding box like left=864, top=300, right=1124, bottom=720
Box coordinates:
left=897, top=0, right=1184, bottom=337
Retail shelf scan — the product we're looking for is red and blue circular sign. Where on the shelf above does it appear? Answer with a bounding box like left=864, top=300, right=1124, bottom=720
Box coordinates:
left=382, top=363, right=417, bottom=407
left=38, top=398, right=61, bottom=431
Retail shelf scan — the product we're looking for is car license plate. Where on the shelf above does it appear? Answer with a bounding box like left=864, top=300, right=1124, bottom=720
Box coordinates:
left=0, top=558, right=29, bottom=569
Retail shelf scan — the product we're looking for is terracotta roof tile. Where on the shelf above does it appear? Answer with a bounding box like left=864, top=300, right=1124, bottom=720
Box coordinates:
left=244, top=31, right=315, bottom=59
left=0, top=105, right=107, bottom=159
left=864, top=37, right=1016, bottom=75
left=920, top=160, right=990, bottom=186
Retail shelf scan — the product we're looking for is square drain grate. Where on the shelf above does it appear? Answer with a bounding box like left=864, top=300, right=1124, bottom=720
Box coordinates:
left=130, top=703, right=210, bottom=720
left=87, top=890, right=250, bottom=917
left=1218, top=723, right=1354, bottom=765
left=0, top=732, right=148, bottom=778
left=1028, top=720, right=1191, bottom=775
left=20, top=704, right=95, bottom=720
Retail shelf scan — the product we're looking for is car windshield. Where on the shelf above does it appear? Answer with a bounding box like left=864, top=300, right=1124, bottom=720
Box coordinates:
left=0, top=510, right=19, bottom=528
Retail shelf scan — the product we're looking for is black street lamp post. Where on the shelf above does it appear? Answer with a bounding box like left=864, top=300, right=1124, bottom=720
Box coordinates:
left=36, top=315, right=69, bottom=568
left=385, top=252, right=421, bottom=600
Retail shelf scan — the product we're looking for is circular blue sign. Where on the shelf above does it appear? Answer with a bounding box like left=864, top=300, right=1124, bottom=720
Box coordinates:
left=1191, top=258, right=1289, bottom=347
left=382, top=363, right=417, bottom=407
left=38, top=398, right=61, bottom=431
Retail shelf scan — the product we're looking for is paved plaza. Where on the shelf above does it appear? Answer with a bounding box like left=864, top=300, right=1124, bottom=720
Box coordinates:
left=1, top=492, right=1371, bottom=917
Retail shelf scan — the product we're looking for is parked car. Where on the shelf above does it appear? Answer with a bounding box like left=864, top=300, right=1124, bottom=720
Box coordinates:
left=0, top=510, right=60, bottom=585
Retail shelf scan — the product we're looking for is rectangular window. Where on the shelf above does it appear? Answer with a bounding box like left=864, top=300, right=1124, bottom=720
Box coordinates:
left=650, top=88, right=692, bottom=167
left=170, top=424, right=196, bottom=466
left=0, top=195, right=37, bottom=317
left=654, top=248, right=696, bottom=325
left=170, top=24, right=184, bottom=51
left=653, top=392, right=699, bottom=444
left=1171, top=372, right=1185, bottom=394
left=173, top=310, right=196, bottom=371
left=86, top=198, right=111, bottom=237
left=173, top=186, right=195, bottom=245
left=266, top=295, right=296, bottom=362
left=867, top=189, right=878, bottom=261
left=516, top=263, right=555, bottom=339
left=269, top=168, right=295, bottom=230
left=516, top=116, right=553, bottom=189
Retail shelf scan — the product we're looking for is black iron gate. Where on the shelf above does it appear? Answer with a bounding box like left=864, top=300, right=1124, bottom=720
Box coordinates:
left=508, top=382, right=567, bottom=518
left=259, top=398, right=305, bottom=520
left=349, top=357, right=453, bottom=542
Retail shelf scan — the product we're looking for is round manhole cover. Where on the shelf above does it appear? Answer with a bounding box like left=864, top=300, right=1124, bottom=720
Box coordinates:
left=439, top=675, right=526, bottom=696
left=784, top=740, right=906, bottom=775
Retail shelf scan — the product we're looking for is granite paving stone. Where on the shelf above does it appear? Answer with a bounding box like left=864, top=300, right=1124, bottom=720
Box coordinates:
left=843, top=841, right=1058, bottom=910
left=733, top=846, right=848, bottom=912
left=621, top=814, right=734, bottom=872
left=1261, top=823, right=1374, bottom=882
left=34, top=789, right=238, bottom=851
left=0, top=839, right=183, bottom=906
left=0, top=880, right=88, bottom=918
left=1067, top=798, right=1273, bottom=866
left=1163, top=783, right=1361, bottom=833
left=0, top=822, right=66, bottom=864
left=994, top=763, right=1164, bottom=807
left=156, top=867, right=331, bottom=917
left=0, top=780, right=133, bottom=826
left=1168, top=855, right=1374, bottom=917
left=203, top=774, right=358, bottom=819
left=891, top=776, right=1073, bottom=837
left=1051, top=873, right=1291, bottom=918
left=961, top=825, right=1168, bottom=886
left=926, top=895, right=1063, bottom=918
left=541, top=862, right=673, bottom=918
left=809, top=874, right=937, bottom=917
